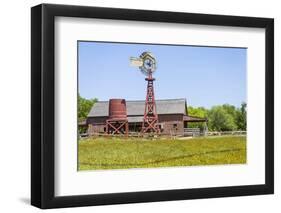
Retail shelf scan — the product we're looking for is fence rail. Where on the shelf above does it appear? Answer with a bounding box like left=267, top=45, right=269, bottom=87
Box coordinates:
left=184, top=128, right=201, bottom=137
left=80, top=130, right=247, bottom=139
left=207, top=131, right=246, bottom=136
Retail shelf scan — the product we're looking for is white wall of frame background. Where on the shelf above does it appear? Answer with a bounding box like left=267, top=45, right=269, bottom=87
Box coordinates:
left=0, top=0, right=279, bottom=212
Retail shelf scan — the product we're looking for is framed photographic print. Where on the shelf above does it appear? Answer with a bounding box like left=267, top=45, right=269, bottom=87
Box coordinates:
left=31, top=3, right=274, bottom=209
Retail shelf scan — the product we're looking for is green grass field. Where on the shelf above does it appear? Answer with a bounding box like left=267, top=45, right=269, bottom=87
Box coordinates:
left=78, top=136, right=246, bottom=171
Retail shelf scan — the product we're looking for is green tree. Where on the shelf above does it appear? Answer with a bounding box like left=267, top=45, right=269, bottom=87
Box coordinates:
left=187, top=103, right=247, bottom=132
left=207, top=106, right=237, bottom=131
left=222, top=104, right=237, bottom=118
left=187, top=106, right=208, bottom=129
left=78, top=94, right=98, bottom=122
left=188, top=106, right=208, bottom=118
left=236, top=102, right=247, bottom=130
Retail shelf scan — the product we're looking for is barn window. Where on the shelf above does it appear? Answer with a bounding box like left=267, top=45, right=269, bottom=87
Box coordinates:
left=173, top=123, right=178, bottom=128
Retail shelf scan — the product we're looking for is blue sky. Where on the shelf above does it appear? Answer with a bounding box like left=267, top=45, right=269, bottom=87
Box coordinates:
left=78, top=41, right=246, bottom=109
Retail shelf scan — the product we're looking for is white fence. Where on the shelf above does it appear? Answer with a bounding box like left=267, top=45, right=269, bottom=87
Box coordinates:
left=184, top=128, right=246, bottom=137
left=207, top=131, right=246, bottom=136
left=184, top=128, right=201, bottom=137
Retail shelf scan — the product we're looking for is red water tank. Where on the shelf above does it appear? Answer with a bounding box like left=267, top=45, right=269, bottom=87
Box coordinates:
left=108, top=99, right=127, bottom=120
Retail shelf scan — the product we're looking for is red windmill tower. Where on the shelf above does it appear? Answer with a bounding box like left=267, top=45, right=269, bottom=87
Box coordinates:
left=130, top=52, right=160, bottom=134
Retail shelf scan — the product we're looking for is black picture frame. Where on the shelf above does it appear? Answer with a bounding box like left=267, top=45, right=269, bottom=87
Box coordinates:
left=31, top=3, right=274, bottom=209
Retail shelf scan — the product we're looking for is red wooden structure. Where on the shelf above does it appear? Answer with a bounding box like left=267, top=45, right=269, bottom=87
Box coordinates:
left=142, top=73, right=160, bottom=133
left=106, top=99, right=128, bottom=136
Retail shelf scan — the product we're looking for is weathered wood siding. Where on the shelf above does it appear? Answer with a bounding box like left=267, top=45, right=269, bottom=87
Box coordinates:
left=87, top=117, right=107, bottom=135
left=158, top=114, right=184, bottom=135
left=87, top=114, right=184, bottom=136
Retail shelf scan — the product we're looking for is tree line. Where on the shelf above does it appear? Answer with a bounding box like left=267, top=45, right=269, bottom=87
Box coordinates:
left=187, top=103, right=247, bottom=131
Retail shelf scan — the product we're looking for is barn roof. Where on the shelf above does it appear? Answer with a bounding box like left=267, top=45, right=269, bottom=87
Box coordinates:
left=88, top=98, right=187, bottom=117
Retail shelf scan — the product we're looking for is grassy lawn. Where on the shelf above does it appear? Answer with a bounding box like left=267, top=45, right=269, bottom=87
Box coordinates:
left=78, top=136, right=246, bottom=171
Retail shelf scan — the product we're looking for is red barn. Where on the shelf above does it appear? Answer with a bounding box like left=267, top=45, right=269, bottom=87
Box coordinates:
left=86, top=98, right=207, bottom=136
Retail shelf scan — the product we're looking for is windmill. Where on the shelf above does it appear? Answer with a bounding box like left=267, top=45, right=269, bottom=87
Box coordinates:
left=130, top=52, right=160, bottom=134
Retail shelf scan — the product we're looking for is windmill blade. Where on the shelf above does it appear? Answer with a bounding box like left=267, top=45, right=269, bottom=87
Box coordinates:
left=130, top=57, right=143, bottom=67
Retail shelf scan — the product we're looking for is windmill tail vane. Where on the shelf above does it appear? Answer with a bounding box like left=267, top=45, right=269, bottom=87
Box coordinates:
left=130, top=57, right=143, bottom=67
